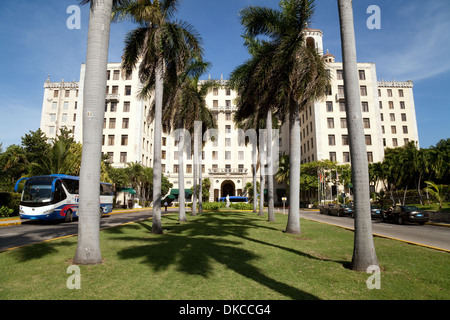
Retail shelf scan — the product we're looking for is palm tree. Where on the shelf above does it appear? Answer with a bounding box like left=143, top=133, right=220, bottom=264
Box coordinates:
left=337, top=0, right=378, bottom=271
left=424, top=181, right=450, bottom=210
left=74, top=0, right=115, bottom=265
left=114, top=0, right=203, bottom=233
left=239, top=0, right=329, bottom=233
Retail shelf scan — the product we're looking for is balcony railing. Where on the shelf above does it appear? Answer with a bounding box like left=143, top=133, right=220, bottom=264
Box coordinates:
left=208, top=168, right=248, bottom=175
left=335, top=93, right=345, bottom=102
left=106, top=93, right=120, bottom=101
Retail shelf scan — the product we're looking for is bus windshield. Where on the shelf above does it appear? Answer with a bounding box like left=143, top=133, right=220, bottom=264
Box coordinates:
left=21, top=177, right=54, bottom=203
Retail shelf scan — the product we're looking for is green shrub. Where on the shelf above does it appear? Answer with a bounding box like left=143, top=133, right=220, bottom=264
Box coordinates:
left=0, top=192, right=21, bottom=215
left=0, top=206, right=14, bottom=218
left=230, top=203, right=253, bottom=210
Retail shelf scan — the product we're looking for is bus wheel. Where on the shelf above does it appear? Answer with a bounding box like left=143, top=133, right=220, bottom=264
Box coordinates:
left=65, top=209, right=73, bottom=223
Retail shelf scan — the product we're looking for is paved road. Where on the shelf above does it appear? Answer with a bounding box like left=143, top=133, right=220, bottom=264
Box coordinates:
left=0, top=209, right=159, bottom=252
left=300, top=210, right=450, bottom=252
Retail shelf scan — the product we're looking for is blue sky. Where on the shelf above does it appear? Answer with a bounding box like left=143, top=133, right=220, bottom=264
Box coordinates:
left=0, top=0, right=449, bottom=150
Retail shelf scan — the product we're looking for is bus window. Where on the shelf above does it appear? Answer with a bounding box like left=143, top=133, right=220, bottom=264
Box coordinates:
left=53, top=180, right=67, bottom=203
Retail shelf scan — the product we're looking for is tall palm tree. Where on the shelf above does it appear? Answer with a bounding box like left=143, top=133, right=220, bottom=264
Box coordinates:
left=114, top=0, right=203, bottom=233
left=239, top=0, right=329, bottom=233
left=337, top=0, right=378, bottom=271
left=74, top=0, right=115, bottom=265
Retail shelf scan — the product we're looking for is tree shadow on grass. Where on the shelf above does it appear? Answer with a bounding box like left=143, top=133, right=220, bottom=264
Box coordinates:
left=114, top=212, right=321, bottom=299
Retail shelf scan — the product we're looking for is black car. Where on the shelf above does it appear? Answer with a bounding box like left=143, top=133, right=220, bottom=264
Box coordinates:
left=370, top=205, right=383, bottom=220
left=381, top=205, right=429, bottom=225
left=320, top=203, right=353, bottom=217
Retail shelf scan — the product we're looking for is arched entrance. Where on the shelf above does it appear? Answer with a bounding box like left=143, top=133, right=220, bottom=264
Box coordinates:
left=221, top=180, right=235, bottom=198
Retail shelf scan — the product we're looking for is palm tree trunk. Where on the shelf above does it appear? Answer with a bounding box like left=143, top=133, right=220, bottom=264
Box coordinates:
left=198, top=147, right=203, bottom=214
left=191, top=121, right=200, bottom=216
left=252, top=164, right=257, bottom=213
left=152, top=56, right=164, bottom=234
left=178, top=127, right=187, bottom=222
left=286, top=109, right=301, bottom=234
left=338, top=0, right=378, bottom=270
left=258, top=143, right=265, bottom=217
left=266, top=109, right=275, bottom=222
left=74, top=0, right=113, bottom=265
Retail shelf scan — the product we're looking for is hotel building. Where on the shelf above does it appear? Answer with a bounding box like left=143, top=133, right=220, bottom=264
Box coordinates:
left=39, top=29, right=419, bottom=204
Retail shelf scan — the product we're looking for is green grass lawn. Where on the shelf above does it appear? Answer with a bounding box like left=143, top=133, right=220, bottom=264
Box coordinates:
left=0, top=210, right=448, bottom=300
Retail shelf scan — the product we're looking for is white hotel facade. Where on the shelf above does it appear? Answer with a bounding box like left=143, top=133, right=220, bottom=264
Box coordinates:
left=39, top=29, right=419, bottom=204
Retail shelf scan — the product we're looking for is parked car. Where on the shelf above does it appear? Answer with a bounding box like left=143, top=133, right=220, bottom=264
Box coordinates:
left=319, top=203, right=353, bottom=217
left=370, top=205, right=383, bottom=220
left=381, top=205, right=429, bottom=225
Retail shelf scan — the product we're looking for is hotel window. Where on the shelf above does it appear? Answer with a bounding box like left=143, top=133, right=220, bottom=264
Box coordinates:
left=337, top=70, right=343, bottom=80
left=382, top=125, right=385, bottom=134
left=238, top=151, right=244, bottom=160
left=225, top=138, right=231, bottom=146
left=326, top=101, right=333, bottom=112
left=391, top=126, right=397, bottom=134
left=113, top=70, right=120, bottom=80
left=63, top=102, right=69, bottom=110
left=338, top=85, right=345, bottom=95
left=380, top=113, right=384, bottom=122
left=365, top=135, right=372, bottom=145
left=49, top=126, right=55, bottom=135
left=326, top=85, right=332, bottom=96
left=226, top=88, right=231, bottom=95
left=212, top=151, right=218, bottom=160
left=112, top=86, right=118, bottom=94
left=173, top=165, right=179, bottom=173
left=358, top=70, right=366, bottom=80
left=186, top=164, right=192, bottom=173
left=342, top=135, right=349, bottom=145
left=53, top=90, right=59, bottom=98
left=125, top=71, right=132, bottom=81
left=327, top=118, right=334, bottom=129
left=73, top=113, right=76, bottom=121
left=362, top=102, right=369, bottom=112
left=329, top=152, right=337, bottom=162
left=402, top=126, right=408, bottom=134
left=367, top=152, right=373, bottom=163
left=363, top=118, right=370, bottom=129
left=50, top=114, right=56, bottom=122
left=343, top=152, right=350, bottom=163
left=378, top=89, right=381, bottom=97
left=360, top=86, right=367, bottom=96
left=107, top=152, right=113, bottom=162
left=65, top=90, right=70, bottom=98
left=103, top=118, right=106, bottom=129
left=400, top=101, right=405, bottom=109
left=213, top=100, right=218, bottom=108
left=383, top=138, right=386, bottom=146
left=328, top=135, right=336, bottom=146
left=121, top=135, right=128, bottom=146
left=125, top=86, right=131, bottom=96
left=225, top=151, right=231, bottom=160
left=110, top=102, right=117, bottom=112
left=122, top=118, right=129, bottom=129
left=108, top=135, right=115, bottom=146
left=392, top=138, right=398, bottom=147
left=390, top=113, right=395, bottom=121
left=225, top=112, right=231, bottom=120
left=389, top=101, right=394, bottom=109
left=62, top=114, right=67, bottom=122
left=398, top=89, right=404, bottom=97
left=340, top=118, right=347, bottom=128
left=238, top=164, right=244, bottom=172
left=339, top=102, right=345, bottom=112
left=379, top=101, right=383, bottom=109
left=401, top=113, right=407, bottom=121
left=161, top=164, right=165, bottom=173
left=213, top=88, right=218, bottom=96
left=225, top=125, right=231, bottom=133
left=387, top=89, right=393, bottom=97
left=109, top=118, right=116, bottom=129
left=120, top=152, right=127, bottom=163
left=123, top=101, right=130, bottom=112
left=404, top=138, right=409, bottom=145
left=225, top=100, right=231, bottom=108
left=162, top=137, right=166, bottom=146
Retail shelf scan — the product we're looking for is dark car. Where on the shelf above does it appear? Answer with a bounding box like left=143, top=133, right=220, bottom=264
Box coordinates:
left=370, top=205, right=383, bottom=220
left=321, top=203, right=353, bottom=217
left=381, top=205, right=429, bottom=225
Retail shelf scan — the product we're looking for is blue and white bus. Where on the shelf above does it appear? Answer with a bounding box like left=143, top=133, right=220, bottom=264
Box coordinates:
left=219, top=196, right=248, bottom=203
left=14, top=174, right=113, bottom=222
